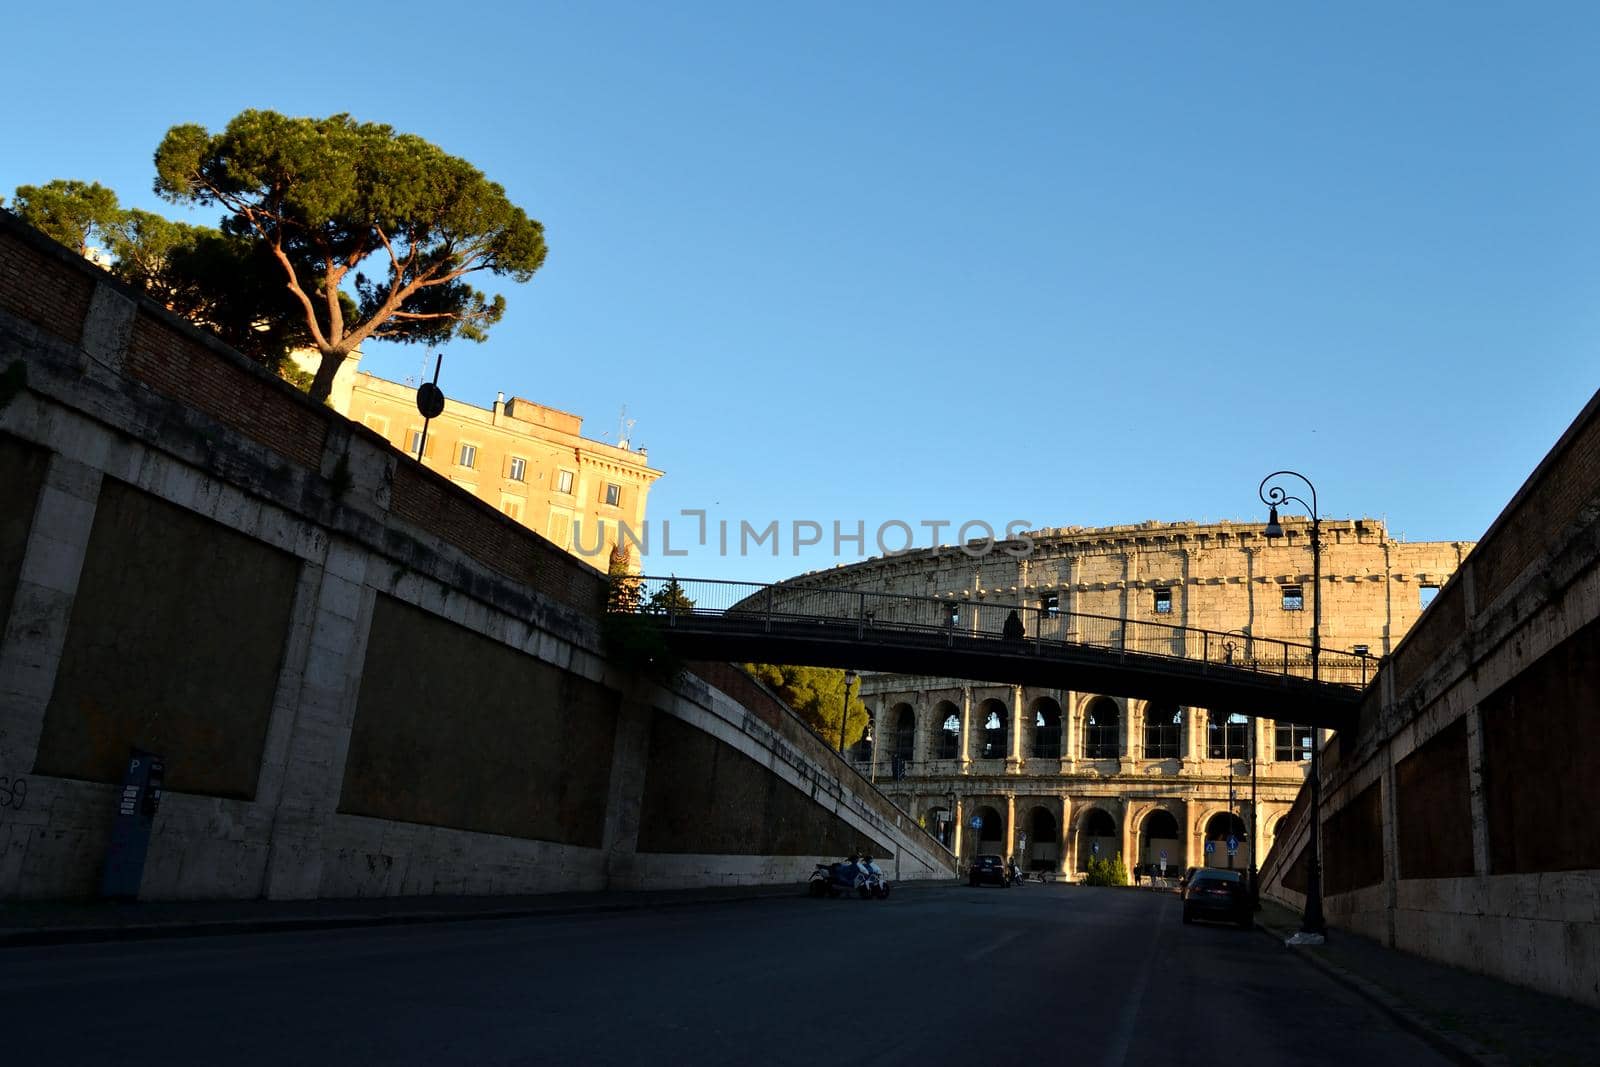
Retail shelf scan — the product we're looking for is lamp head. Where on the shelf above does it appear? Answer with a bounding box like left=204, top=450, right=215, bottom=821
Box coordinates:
left=844, top=669, right=858, bottom=688
left=1264, top=504, right=1284, bottom=539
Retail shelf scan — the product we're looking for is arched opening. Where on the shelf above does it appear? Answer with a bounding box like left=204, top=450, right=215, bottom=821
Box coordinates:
left=968, top=804, right=1003, bottom=862
left=850, top=707, right=874, bottom=762
left=1138, top=809, right=1183, bottom=876
left=1143, top=702, right=1181, bottom=759
left=1083, top=697, right=1120, bottom=760
left=1031, top=697, right=1062, bottom=758
left=1026, top=807, right=1058, bottom=871
left=892, top=703, right=915, bottom=763
left=1077, top=807, right=1119, bottom=871
left=1203, top=811, right=1249, bottom=869
left=1207, top=711, right=1249, bottom=760
left=978, top=699, right=1008, bottom=760
left=935, top=701, right=961, bottom=760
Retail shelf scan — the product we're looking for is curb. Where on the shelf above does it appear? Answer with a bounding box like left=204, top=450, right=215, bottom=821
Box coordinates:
left=1, top=879, right=959, bottom=950
left=1255, top=923, right=1509, bottom=1067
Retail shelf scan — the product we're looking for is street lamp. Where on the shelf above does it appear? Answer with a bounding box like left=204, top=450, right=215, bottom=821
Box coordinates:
left=1259, top=470, right=1326, bottom=938
left=837, top=669, right=859, bottom=756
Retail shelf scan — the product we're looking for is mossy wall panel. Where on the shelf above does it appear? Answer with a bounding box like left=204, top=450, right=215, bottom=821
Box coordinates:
left=340, top=595, right=619, bottom=846
left=0, top=433, right=50, bottom=630
left=636, top=710, right=891, bottom=859
left=34, top=479, right=299, bottom=797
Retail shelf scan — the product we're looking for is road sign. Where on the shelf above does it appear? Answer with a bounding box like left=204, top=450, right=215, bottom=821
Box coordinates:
left=970, top=815, right=983, bottom=830
left=1160, top=860, right=1168, bottom=876
left=1018, top=833, right=1027, bottom=849
left=1204, top=840, right=1215, bottom=855
left=1090, top=841, right=1100, bottom=855
left=1159, top=848, right=1167, bottom=860
left=1226, top=834, right=1239, bottom=854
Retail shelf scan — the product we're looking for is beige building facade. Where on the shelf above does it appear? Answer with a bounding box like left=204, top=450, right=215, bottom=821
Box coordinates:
left=337, top=369, right=662, bottom=569
left=769, top=518, right=1473, bottom=878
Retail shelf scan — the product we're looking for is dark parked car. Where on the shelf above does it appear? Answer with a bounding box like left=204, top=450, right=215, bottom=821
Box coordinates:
left=1181, top=868, right=1252, bottom=928
left=969, top=854, right=1012, bottom=887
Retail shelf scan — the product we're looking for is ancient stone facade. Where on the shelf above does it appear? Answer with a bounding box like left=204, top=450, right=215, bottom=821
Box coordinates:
left=768, top=519, right=1473, bottom=878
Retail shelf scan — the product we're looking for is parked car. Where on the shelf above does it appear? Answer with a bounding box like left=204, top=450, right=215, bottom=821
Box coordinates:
left=1181, top=868, right=1252, bottom=928
left=969, top=853, right=1012, bottom=887
left=1178, top=866, right=1202, bottom=888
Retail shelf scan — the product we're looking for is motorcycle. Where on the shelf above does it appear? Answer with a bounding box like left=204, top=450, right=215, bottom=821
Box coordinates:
left=808, top=857, right=872, bottom=899
left=862, top=859, right=891, bottom=899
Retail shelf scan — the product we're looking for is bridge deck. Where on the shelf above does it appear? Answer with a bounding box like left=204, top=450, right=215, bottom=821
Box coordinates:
left=626, top=578, right=1373, bottom=728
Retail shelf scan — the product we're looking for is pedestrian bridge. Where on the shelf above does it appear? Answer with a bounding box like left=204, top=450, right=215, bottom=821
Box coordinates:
left=623, top=578, right=1377, bottom=729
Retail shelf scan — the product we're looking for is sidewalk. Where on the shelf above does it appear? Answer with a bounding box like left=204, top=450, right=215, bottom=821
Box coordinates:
left=0, top=879, right=958, bottom=949
left=1256, top=898, right=1600, bottom=1067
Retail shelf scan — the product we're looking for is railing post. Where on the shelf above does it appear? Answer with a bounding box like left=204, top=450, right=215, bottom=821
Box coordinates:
left=857, top=591, right=866, bottom=639
left=764, top=585, right=774, bottom=633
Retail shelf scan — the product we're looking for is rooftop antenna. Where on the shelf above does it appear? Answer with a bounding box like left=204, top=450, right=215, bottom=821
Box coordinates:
left=616, top=405, right=636, bottom=450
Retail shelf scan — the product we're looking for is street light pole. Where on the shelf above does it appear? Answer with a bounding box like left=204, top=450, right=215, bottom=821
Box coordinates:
left=837, top=669, right=858, bottom=756
left=1260, top=470, right=1327, bottom=938
left=1250, top=710, right=1258, bottom=907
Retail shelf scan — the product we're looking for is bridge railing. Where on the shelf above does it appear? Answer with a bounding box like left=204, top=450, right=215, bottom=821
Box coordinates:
left=627, top=576, right=1377, bottom=687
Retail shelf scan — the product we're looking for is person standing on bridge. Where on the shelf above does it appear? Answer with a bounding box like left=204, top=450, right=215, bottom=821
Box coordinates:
left=1003, top=609, right=1025, bottom=641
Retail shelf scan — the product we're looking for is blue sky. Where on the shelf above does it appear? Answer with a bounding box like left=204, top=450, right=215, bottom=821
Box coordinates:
left=6, top=2, right=1598, bottom=582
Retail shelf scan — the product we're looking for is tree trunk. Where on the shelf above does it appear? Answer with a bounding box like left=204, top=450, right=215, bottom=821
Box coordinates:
left=307, top=348, right=344, bottom=405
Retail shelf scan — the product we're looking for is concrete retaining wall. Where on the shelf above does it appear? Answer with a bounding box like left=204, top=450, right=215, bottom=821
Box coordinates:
left=0, top=212, right=955, bottom=901
left=1260, top=384, right=1600, bottom=1007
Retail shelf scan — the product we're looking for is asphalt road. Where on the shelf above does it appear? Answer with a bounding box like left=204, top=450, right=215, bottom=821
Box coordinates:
left=3, top=885, right=1451, bottom=1066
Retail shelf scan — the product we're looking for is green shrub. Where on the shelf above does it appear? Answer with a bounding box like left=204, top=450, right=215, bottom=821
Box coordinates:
left=1084, top=854, right=1130, bottom=887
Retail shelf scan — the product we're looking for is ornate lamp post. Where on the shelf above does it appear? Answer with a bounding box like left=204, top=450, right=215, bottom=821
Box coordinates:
left=1259, top=470, right=1326, bottom=938
left=837, top=669, right=859, bottom=756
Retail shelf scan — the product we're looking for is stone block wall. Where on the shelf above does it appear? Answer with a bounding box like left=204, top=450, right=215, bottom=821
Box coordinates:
left=0, top=212, right=954, bottom=901
left=1259, top=385, right=1600, bottom=1007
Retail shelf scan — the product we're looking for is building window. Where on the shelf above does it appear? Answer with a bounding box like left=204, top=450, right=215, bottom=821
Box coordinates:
left=937, top=709, right=960, bottom=759
left=556, top=470, right=575, bottom=494
left=501, top=497, right=524, bottom=521
left=1032, top=700, right=1062, bottom=759
left=547, top=510, right=573, bottom=549
left=1083, top=697, right=1120, bottom=760
left=362, top=414, right=389, bottom=436
left=1144, top=703, right=1181, bottom=759
left=1275, top=722, right=1314, bottom=762
left=407, top=429, right=425, bottom=457
left=1207, top=712, right=1249, bottom=760
left=1041, top=593, right=1059, bottom=617
left=1420, top=584, right=1440, bottom=610
left=1153, top=588, right=1172, bottom=614
left=1281, top=585, right=1304, bottom=611
left=458, top=443, right=477, bottom=469
left=604, top=482, right=621, bottom=507
left=509, top=457, right=527, bottom=482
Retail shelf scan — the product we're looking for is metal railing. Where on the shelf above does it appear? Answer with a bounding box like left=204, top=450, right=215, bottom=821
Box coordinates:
left=622, top=576, right=1378, bottom=687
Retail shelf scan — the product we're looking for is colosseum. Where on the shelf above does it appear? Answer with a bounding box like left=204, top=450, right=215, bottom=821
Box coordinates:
left=765, top=517, right=1473, bottom=881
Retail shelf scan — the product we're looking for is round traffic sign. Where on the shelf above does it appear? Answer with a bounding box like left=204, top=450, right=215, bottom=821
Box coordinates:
left=416, top=382, right=445, bottom=419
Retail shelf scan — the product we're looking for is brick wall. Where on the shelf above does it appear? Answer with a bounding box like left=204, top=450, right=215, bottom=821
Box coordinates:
left=0, top=221, right=91, bottom=345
